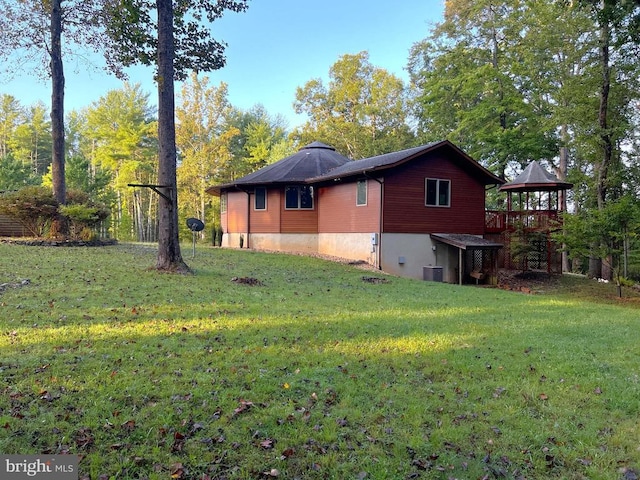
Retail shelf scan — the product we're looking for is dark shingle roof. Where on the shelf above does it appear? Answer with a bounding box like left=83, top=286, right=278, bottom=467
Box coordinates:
left=206, top=142, right=350, bottom=195
left=206, top=140, right=504, bottom=195
left=499, top=161, right=573, bottom=192
left=309, top=140, right=503, bottom=185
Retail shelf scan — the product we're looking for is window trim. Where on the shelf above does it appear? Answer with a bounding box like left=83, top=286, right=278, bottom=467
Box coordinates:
left=284, top=185, right=314, bottom=210
left=254, top=186, right=267, bottom=211
left=356, top=179, right=367, bottom=206
left=425, top=178, right=451, bottom=207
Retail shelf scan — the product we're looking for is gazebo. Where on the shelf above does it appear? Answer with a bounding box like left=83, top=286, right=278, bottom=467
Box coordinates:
left=485, top=161, right=573, bottom=273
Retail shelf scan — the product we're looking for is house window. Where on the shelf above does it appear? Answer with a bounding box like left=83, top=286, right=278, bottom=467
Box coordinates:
left=255, top=187, right=266, bottom=210
left=221, top=192, right=227, bottom=212
left=285, top=185, right=314, bottom=209
left=356, top=180, right=367, bottom=206
left=425, top=178, right=450, bottom=207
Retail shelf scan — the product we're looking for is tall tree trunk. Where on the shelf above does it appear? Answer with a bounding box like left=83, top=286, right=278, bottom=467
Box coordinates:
left=50, top=0, right=65, bottom=205
left=591, top=2, right=613, bottom=280
left=596, top=16, right=612, bottom=211
left=559, top=124, right=571, bottom=273
left=156, top=0, right=189, bottom=272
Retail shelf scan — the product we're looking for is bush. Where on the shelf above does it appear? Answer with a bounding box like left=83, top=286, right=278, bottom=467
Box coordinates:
left=0, top=186, right=110, bottom=240
left=0, top=186, right=58, bottom=237
left=60, top=190, right=110, bottom=240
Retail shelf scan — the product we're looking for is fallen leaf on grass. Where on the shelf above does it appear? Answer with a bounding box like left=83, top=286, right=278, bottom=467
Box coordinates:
left=233, top=399, right=254, bottom=417
left=171, top=432, right=186, bottom=452
left=39, top=391, right=53, bottom=402
left=35, top=364, right=50, bottom=373
left=539, top=393, right=549, bottom=401
left=231, top=276, right=264, bottom=286
left=280, top=447, right=295, bottom=460
left=75, top=428, right=94, bottom=449
left=411, top=458, right=433, bottom=471
left=121, top=419, right=136, bottom=431
left=361, top=276, right=389, bottom=284
left=170, top=463, right=185, bottom=478
left=260, top=438, right=275, bottom=449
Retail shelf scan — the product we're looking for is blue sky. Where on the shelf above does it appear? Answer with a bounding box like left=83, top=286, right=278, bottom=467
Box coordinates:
left=1, top=0, right=443, bottom=128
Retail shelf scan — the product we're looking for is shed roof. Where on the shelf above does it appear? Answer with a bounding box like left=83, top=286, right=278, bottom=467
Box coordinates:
left=499, top=161, right=573, bottom=192
left=205, top=141, right=350, bottom=195
left=309, top=140, right=503, bottom=186
left=431, top=233, right=503, bottom=250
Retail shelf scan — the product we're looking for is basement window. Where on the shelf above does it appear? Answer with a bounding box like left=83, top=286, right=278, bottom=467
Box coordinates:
left=425, top=178, right=450, bottom=207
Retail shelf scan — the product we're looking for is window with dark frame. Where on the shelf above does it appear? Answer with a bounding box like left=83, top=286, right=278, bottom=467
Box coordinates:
left=425, top=178, right=451, bottom=207
left=285, top=185, right=314, bottom=209
left=221, top=192, right=227, bottom=212
left=255, top=187, right=266, bottom=210
left=356, top=180, right=367, bottom=206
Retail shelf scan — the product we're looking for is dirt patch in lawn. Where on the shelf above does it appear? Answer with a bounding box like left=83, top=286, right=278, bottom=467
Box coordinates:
left=497, top=269, right=562, bottom=294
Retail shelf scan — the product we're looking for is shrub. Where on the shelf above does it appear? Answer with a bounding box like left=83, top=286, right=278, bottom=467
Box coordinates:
left=59, top=191, right=110, bottom=240
left=0, top=186, right=110, bottom=240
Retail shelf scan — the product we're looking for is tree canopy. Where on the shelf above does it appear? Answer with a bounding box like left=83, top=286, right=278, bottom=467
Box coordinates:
left=294, top=51, right=416, bottom=159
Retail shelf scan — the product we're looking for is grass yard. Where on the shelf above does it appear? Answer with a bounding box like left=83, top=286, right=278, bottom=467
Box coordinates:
left=0, top=242, right=639, bottom=480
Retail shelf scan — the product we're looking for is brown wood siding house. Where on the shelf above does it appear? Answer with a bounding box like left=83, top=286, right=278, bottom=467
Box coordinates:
left=224, top=190, right=249, bottom=233
left=207, top=140, right=504, bottom=282
left=317, top=181, right=381, bottom=233
left=207, top=142, right=351, bottom=250
left=382, top=153, right=487, bottom=235
left=251, top=189, right=281, bottom=233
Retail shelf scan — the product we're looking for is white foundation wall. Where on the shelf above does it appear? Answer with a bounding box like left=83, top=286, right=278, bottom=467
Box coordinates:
left=222, top=231, right=458, bottom=282
left=248, top=233, right=319, bottom=253
left=318, top=233, right=378, bottom=267
left=222, top=232, right=247, bottom=248
left=380, top=233, right=440, bottom=280
left=223, top=232, right=377, bottom=265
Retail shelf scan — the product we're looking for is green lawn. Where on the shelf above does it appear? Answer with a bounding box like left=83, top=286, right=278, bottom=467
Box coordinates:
left=0, top=242, right=638, bottom=480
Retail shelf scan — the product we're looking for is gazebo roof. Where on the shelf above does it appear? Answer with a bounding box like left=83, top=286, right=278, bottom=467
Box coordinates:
left=499, top=161, right=573, bottom=192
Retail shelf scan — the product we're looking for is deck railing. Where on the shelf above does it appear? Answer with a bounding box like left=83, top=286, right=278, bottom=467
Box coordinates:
left=485, top=210, right=561, bottom=233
